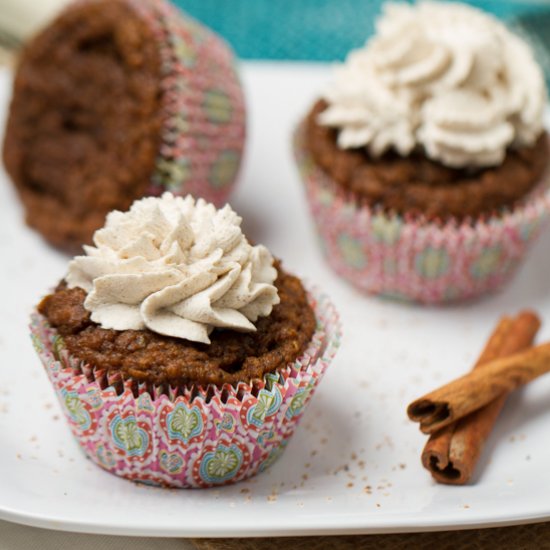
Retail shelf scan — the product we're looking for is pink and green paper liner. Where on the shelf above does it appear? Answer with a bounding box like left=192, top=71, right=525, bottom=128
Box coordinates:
left=294, top=122, right=550, bottom=304
left=126, top=0, right=246, bottom=206
left=30, top=288, right=340, bottom=489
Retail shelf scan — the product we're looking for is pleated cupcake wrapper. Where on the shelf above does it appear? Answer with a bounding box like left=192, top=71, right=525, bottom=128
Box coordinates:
left=30, top=288, right=340, bottom=488
left=293, top=122, right=550, bottom=304
left=126, top=0, right=246, bottom=206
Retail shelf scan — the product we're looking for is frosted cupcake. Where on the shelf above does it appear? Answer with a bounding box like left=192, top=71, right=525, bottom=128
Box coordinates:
left=3, top=0, right=245, bottom=251
left=294, top=1, right=550, bottom=303
left=31, top=193, right=340, bottom=488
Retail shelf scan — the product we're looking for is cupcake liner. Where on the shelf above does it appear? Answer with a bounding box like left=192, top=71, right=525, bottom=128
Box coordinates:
left=127, top=0, right=246, bottom=206
left=30, top=288, right=340, bottom=488
left=293, top=122, right=550, bottom=304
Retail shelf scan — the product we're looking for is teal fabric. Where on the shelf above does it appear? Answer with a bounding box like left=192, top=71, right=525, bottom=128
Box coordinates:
left=172, top=0, right=550, bottom=61
left=509, top=11, right=550, bottom=87
left=172, top=0, right=550, bottom=86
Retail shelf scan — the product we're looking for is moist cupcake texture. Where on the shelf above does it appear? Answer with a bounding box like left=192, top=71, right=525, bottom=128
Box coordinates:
left=295, top=1, right=550, bottom=304
left=38, top=192, right=314, bottom=387
left=38, top=268, right=315, bottom=388
left=31, top=193, right=339, bottom=488
left=307, top=100, right=548, bottom=221
left=3, top=0, right=246, bottom=251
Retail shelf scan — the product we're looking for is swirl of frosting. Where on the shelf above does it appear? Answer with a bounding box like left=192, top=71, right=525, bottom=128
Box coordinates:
left=66, top=193, right=280, bottom=344
left=318, top=1, right=547, bottom=168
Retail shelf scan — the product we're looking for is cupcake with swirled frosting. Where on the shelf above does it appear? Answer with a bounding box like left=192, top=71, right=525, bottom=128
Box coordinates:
left=30, top=193, right=340, bottom=488
left=294, top=1, right=550, bottom=303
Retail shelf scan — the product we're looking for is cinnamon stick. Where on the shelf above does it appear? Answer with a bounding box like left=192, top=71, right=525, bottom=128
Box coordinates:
left=408, top=330, right=550, bottom=435
left=421, top=311, right=540, bottom=484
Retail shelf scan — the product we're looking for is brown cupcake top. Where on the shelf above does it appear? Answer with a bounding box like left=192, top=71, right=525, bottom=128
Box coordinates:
left=306, top=100, right=549, bottom=221
left=3, top=0, right=163, bottom=251
left=38, top=266, right=316, bottom=388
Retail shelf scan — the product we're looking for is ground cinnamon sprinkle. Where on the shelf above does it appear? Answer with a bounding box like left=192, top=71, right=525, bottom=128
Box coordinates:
left=38, top=267, right=316, bottom=388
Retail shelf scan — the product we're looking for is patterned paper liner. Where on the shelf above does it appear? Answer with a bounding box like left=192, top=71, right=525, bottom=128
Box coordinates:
left=293, top=122, right=550, bottom=304
left=30, top=288, right=340, bottom=489
left=126, top=0, right=246, bottom=206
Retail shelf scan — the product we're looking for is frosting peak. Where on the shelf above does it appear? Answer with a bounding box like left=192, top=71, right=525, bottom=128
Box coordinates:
left=319, top=1, right=547, bottom=168
left=66, top=193, right=280, bottom=344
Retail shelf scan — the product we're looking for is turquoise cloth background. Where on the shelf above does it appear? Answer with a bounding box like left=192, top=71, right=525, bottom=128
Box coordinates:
left=172, top=0, right=550, bottom=85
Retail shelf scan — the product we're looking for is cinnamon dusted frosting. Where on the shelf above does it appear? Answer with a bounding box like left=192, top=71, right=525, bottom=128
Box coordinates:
left=66, top=193, right=280, bottom=344
left=318, top=1, right=547, bottom=168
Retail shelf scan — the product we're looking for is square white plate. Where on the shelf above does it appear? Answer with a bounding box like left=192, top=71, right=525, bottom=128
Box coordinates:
left=1, top=63, right=550, bottom=537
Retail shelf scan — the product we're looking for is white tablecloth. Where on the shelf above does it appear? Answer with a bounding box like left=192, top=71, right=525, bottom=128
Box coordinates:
left=0, top=520, right=194, bottom=549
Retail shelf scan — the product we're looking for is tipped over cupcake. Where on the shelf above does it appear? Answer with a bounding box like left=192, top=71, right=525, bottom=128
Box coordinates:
left=31, top=193, right=340, bottom=488
left=4, top=0, right=246, bottom=252
left=295, top=1, right=550, bottom=303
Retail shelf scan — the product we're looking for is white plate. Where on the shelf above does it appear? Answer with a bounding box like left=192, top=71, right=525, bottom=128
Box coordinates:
left=1, top=63, right=550, bottom=538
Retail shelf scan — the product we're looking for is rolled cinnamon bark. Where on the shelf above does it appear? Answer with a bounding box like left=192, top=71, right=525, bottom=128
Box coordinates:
left=408, top=330, right=550, bottom=435
left=421, top=312, right=540, bottom=484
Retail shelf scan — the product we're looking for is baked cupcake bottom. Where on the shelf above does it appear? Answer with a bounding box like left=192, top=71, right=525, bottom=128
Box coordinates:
left=294, top=121, right=550, bottom=304
left=31, top=284, right=340, bottom=488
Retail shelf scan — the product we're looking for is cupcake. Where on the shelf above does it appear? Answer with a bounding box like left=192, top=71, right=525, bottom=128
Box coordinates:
left=31, top=193, right=340, bottom=488
left=3, top=0, right=245, bottom=252
left=294, top=1, right=550, bottom=304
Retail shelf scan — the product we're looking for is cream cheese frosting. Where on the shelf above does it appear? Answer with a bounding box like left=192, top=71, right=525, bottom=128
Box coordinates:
left=318, top=1, right=547, bottom=168
left=66, top=193, right=280, bottom=344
